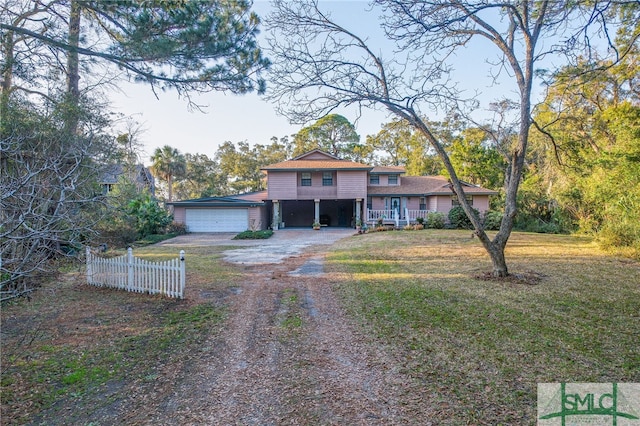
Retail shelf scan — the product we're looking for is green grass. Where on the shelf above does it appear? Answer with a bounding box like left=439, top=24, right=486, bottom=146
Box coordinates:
left=0, top=244, right=233, bottom=425
left=328, top=230, right=640, bottom=425
left=133, top=232, right=181, bottom=246
left=4, top=230, right=638, bottom=425
left=278, top=288, right=304, bottom=331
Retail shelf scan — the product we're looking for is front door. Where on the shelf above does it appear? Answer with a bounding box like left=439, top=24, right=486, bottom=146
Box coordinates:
left=391, top=197, right=400, bottom=218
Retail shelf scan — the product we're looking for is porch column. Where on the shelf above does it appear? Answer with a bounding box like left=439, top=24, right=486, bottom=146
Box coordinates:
left=355, top=198, right=362, bottom=223
left=314, top=199, right=320, bottom=224
left=272, top=200, right=280, bottom=230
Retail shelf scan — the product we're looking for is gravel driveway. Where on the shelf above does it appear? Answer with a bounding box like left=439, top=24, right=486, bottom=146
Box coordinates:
left=158, top=228, right=356, bottom=264
left=133, top=229, right=424, bottom=425
left=59, top=227, right=428, bottom=424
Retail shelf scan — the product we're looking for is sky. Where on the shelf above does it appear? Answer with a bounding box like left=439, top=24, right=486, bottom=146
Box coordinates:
left=108, top=1, right=520, bottom=164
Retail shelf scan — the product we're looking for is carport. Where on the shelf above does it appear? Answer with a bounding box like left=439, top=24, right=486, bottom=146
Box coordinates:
left=279, top=199, right=354, bottom=228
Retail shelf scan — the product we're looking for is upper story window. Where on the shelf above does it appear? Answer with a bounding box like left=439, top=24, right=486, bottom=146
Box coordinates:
left=388, top=175, right=398, bottom=185
left=451, top=195, right=473, bottom=206
left=322, top=171, right=333, bottom=186
left=301, top=172, right=312, bottom=186
left=369, top=175, right=379, bottom=184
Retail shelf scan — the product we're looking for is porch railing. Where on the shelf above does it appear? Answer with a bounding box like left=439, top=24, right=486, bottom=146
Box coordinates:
left=405, top=209, right=435, bottom=224
left=365, top=209, right=399, bottom=227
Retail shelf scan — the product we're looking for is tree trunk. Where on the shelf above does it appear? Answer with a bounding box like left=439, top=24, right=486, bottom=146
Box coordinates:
left=407, top=113, right=511, bottom=276
left=1, top=28, right=14, bottom=136
left=65, top=0, right=81, bottom=136
left=486, top=241, right=508, bottom=277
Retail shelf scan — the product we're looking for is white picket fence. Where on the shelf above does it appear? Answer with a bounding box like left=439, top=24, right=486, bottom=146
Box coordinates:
left=86, top=247, right=185, bottom=299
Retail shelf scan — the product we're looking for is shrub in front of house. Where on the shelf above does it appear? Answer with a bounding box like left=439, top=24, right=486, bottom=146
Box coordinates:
left=96, top=222, right=138, bottom=247
left=482, top=210, right=503, bottom=231
left=127, top=194, right=173, bottom=237
left=448, top=206, right=479, bottom=229
left=166, top=221, right=188, bottom=235
left=426, top=212, right=446, bottom=229
left=233, top=230, right=274, bottom=240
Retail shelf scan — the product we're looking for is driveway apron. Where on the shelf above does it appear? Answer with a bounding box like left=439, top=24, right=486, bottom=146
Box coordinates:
left=158, top=228, right=355, bottom=264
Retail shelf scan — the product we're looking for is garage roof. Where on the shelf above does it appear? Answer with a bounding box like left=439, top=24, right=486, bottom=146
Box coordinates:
left=167, top=192, right=266, bottom=207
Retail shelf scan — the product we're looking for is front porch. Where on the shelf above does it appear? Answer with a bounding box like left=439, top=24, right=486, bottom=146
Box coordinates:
left=365, top=208, right=435, bottom=227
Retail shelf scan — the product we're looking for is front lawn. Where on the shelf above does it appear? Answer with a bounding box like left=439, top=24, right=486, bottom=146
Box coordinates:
left=0, top=245, right=240, bottom=425
left=328, top=230, right=640, bottom=424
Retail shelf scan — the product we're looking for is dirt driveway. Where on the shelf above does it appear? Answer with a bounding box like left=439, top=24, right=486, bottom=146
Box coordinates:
left=158, top=228, right=356, bottom=264
left=120, top=229, right=430, bottom=424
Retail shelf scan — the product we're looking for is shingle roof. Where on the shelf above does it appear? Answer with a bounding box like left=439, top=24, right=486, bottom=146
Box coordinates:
left=292, top=149, right=340, bottom=160
left=261, top=159, right=372, bottom=171
left=233, top=190, right=267, bottom=202
left=370, top=165, right=406, bottom=174
left=166, top=194, right=265, bottom=207
left=367, top=176, right=498, bottom=196
left=100, top=164, right=155, bottom=193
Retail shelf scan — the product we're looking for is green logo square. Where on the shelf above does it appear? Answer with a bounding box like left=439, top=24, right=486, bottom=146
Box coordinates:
left=538, top=383, right=640, bottom=425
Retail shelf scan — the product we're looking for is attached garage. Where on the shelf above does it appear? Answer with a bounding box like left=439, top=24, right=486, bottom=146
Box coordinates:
left=168, top=191, right=268, bottom=233
left=185, top=208, right=249, bottom=233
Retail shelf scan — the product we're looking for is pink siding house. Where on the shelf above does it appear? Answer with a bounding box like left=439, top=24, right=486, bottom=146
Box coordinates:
left=169, top=150, right=498, bottom=232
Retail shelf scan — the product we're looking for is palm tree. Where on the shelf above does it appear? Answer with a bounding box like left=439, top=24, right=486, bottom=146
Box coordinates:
left=150, top=145, right=186, bottom=202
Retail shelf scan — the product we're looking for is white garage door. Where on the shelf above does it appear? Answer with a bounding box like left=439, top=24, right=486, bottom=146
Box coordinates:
left=185, top=208, right=248, bottom=232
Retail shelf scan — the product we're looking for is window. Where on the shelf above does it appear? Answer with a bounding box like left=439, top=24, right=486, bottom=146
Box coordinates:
left=301, top=172, right=311, bottom=186
left=322, top=171, right=333, bottom=186
left=419, top=197, right=427, bottom=210
left=451, top=195, right=473, bottom=206
left=367, top=197, right=372, bottom=210
left=388, top=175, right=398, bottom=184
left=369, top=175, right=379, bottom=184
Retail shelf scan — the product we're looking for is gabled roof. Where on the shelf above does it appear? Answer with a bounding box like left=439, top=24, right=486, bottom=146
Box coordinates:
left=261, top=160, right=372, bottom=171
left=101, top=164, right=154, bottom=185
left=291, top=149, right=340, bottom=161
left=100, top=163, right=155, bottom=194
left=367, top=176, right=499, bottom=196
left=166, top=192, right=266, bottom=207
left=261, top=150, right=372, bottom=171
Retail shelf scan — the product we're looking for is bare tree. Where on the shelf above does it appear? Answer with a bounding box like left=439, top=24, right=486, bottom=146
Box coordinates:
left=0, top=101, right=111, bottom=301
left=0, top=0, right=271, bottom=298
left=266, top=0, right=634, bottom=277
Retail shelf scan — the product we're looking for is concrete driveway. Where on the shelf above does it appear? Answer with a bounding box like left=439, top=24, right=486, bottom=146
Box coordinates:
left=157, top=228, right=355, bottom=264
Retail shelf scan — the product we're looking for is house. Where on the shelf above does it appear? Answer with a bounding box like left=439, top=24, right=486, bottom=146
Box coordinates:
left=169, top=149, right=498, bottom=232
left=100, top=164, right=155, bottom=195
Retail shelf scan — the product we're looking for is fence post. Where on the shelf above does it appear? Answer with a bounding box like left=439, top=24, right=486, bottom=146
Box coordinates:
left=127, top=247, right=134, bottom=292
left=86, top=246, right=92, bottom=284
left=179, top=250, right=185, bottom=299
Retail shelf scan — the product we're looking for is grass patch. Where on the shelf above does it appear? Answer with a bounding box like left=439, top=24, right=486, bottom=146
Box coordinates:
left=133, top=232, right=181, bottom=246
left=233, top=230, right=274, bottom=240
left=1, top=244, right=234, bottom=425
left=328, top=230, right=640, bottom=424
left=278, top=288, right=304, bottom=332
